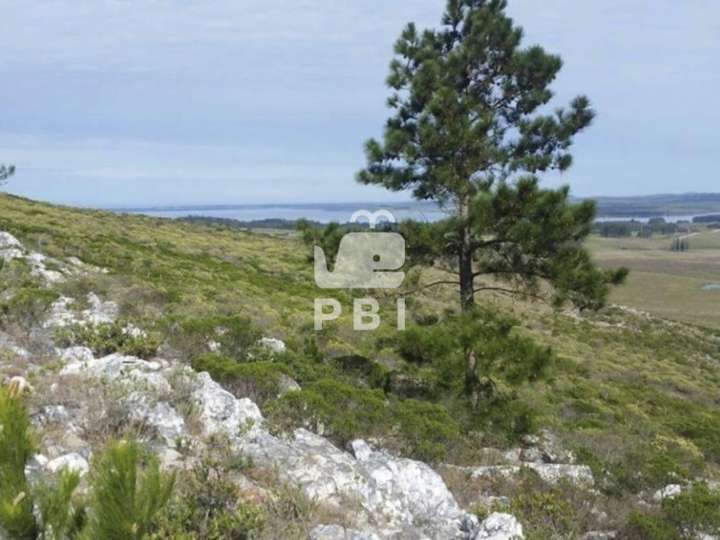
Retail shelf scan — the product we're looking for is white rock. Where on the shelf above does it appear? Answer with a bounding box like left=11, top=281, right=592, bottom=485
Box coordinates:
left=0, top=231, right=24, bottom=263
left=277, top=374, right=301, bottom=396
left=259, top=337, right=286, bottom=353
left=47, top=453, right=90, bottom=477
left=0, top=231, right=22, bottom=249
left=653, top=484, right=683, bottom=502
left=123, top=324, right=147, bottom=339
left=192, top=372, right=264, bottom=438
left=45, top=297, right=78, bottom=328
left=242, top=431, right=478, bottom=539
left=461, top=463, right=594, bottom=487
left=310, top=525, right=381, bottom=540
left=82, top=293, right=119, bottom=325
left=473, top=513, right=524, bottom=540
left=581, top=532, right=617, bottom=540
left=132, top=400, right=186, bottom=445
left=157, top=448, right=185, bottom=470
left=60, top=346, right=95, bottom=364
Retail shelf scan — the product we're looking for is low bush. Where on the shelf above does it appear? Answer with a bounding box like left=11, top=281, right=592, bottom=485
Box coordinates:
left=55, top=322, right=161, bottom=359
left=192, top=353, right=291, bottom=406
left=619, top=483, right=720, bottom=539
left=266, top=379, right=460, bottom=461
left=167, top=315, right=260, bottom=362
left=150, top=450, right=264, bottom=540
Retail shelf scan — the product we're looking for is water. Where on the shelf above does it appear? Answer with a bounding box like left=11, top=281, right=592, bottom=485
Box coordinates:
left=702, top=284, right=720, bottom=291
left=115, top=203, right=711, bottom=226
left=116, top=202, right=449, bottom=224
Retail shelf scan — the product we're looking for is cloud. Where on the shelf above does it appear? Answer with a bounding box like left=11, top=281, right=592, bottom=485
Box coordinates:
left=1, top=0, right=719, bottom=203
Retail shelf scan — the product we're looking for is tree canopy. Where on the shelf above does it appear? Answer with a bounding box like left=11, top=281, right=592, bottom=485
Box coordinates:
left=358, top=0, right=626, bottom=311
left=0, top=165, right=14, bottom=185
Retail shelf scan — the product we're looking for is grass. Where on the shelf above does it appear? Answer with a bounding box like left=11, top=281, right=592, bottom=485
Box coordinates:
left=588, top=232, right=720, bottom=328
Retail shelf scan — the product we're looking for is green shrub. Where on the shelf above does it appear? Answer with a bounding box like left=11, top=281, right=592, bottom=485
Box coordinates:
left=151, top=452, right=264, bottom=540
left=192, top=353, right=290, bottom=406
left=55, top=322, right=160, bottom=359
left=266, top=379, right=460, bottom=461
left=0, top=285, right=59, bottom=329
left=662, top=483, right=720, bottom=537
left=619, top=484, right=720, bottom=540
left=266, top=379, right=387, bottom=447
left=0, top=386, right=37, bottom=539
left=168, top=315, right=260, bottom=361
left=621, top=512, right=678, bottom=540
left=509, top=488, right=579, bottom=540
left=393, top=399, right=460, bottom=461
left=83, top=440, right=175, bottom=540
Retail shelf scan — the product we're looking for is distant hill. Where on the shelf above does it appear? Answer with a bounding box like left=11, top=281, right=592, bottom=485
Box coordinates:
left=578, top=193, right=720, bottom=217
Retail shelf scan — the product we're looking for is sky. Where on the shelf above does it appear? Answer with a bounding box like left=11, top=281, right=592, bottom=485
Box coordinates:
left=1, top=0, right=718, bottom=207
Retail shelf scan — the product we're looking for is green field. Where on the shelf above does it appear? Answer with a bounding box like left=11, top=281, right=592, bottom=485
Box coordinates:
left=589, top=229, right=720, bottom=328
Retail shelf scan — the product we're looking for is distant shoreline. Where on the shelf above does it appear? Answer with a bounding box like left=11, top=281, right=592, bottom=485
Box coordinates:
left=109, top=193, right=720, bottom=224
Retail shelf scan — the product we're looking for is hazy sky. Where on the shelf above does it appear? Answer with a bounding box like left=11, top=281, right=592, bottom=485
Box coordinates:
left=1, top=1, right=718, bottom=207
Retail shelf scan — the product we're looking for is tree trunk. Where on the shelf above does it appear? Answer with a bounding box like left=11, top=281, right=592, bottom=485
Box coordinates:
left=458, top=197, right=475, bottom=312
left=458, top=196, right=479, bottom=405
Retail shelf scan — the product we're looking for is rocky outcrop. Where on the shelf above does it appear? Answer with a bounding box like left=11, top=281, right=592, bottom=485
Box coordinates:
left=37, top=343, right=488, bottom=539
left=45, top=293, right=119, bottom=329
left=0, top=230, right=95, bottom=284
left=448, top=463, right=594, bottom=487
left=472, top=513, right=524, bottom=540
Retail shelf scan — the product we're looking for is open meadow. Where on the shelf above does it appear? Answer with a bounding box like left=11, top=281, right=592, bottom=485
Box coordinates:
left=589, top=228, right=720, bottom=328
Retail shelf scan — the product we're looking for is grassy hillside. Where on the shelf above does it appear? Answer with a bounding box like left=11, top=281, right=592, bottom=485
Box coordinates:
left=3, top=193, right=720, bottom=535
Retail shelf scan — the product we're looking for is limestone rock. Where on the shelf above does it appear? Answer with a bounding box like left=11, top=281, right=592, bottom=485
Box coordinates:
left=460, top=463, right=594, bottom=487
left=310, top=525, right=381, bottom=540
left=259, top=337, right=286, bottom=353
left=473, top=513, right=524, bottom=540
left=653, top=484, right=683, bottom=502
left=47, top=453, right=90, bottom=477
left=192, top=371, right=264, bottom=438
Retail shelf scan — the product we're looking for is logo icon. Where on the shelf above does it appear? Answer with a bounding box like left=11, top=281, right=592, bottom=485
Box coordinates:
left=314, top=210, right=405, bottom=289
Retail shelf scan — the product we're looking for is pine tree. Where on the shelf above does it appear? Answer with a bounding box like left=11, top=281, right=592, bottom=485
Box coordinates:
left=358, top=0, right=626, bottom=312
left=0, top=164, right=15, bottom=185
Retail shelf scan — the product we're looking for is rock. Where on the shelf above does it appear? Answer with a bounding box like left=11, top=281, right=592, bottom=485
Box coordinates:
left=456, top=463, right=594, bottom=487
left=157, top=448, right=185, bottom=470
left=123, top=324, right=147, bottom=339
left=581, top=532, right=617, bottom=540
left=258, top=337, right=286, bottom=353
left=45, top=297, right=78, bottom=328
left=242, top=431, right=478, bottom=539
left=310, top=525, right=381, bottom=540
left=192, top=372, right=264, bottom=438
left=0, top=232, right=24, bottom=262
left=28, top=252, right=65, bottom=283
left=0, top=231, right=22, bottom=249
left=653, top=484, right=683, bottom=502
left=82, top=293, right=118, bottom=325
left=277, top=373, right=301, bottom=396
left=25, top=454, right=49, bottom=481
left=521, top=429, right=575, bottom=464
left=46, top=293, right=118, bottom=328
left=473, top=513, right=524, bottom=540
left=131, top=400, right=186, bottom=446
left=60, top=346, right=95, bottom=364
left=46, top=453, right=90, bottom=477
